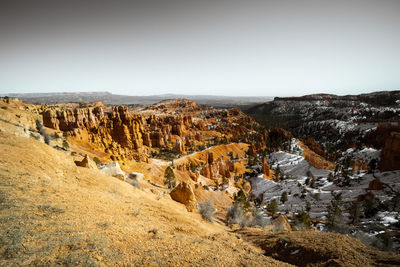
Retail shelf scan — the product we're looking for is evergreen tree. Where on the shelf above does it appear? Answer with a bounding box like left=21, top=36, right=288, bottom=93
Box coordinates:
left=310, top=177, right=316, bottom=188
left=281, top=191, right=288, bottom=204
left=326, top=192, right=344, bottom=231
left=306, top=201, right=312, bottom=213
left=267, top=199, right=278, bottom=214
left=349, top=201, right=361, bottom=225
left=164, top=166, right=176, bottom=189
left=294, top=211, right=311, bottom=229
left=274, top=165, right=281, bottom=180
left=363, top=193, right=379, bottom=218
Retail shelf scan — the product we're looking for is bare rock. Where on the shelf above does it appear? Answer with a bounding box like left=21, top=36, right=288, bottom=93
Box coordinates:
left=74, top=155, right=97, bottom=169
left=100, top=161, right=126, bottom=181
left=379, top=132, right=400, bottom=171
left=170, top=182, right=197, bottom=212
left=272, top=215, right=292, bottom=233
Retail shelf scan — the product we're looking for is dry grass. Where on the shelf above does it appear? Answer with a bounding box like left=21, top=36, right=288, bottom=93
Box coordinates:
left=0, top=132, right=288, bottom=266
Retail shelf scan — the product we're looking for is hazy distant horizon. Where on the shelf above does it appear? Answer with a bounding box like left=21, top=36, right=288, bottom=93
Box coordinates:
left=5, top=89, right=400, bottom=98
left=1, top=0, right=400, bottom=96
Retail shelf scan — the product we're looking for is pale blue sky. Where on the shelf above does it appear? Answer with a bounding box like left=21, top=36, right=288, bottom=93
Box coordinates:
left=1, top=0, right=399, bottom=96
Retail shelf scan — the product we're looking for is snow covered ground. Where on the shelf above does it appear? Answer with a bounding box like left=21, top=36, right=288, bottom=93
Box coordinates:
left=247, top=147, right=400, bottom=250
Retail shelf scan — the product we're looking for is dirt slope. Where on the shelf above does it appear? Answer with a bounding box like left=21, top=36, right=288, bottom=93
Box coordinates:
left=239, top=228, right=400, bottom=267
left=0, top=133, right=289, bottom=266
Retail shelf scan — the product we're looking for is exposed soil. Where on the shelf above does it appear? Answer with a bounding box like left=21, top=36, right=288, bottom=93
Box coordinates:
left=238, top=228, right=400, bottom=266
left=0, top=132, right=289, bottom=266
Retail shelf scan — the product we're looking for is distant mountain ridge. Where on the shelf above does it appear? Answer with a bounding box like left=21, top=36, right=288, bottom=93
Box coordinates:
left=274, top=90, right=400, bottom=106
left=5, top=91, right=273, bottom=107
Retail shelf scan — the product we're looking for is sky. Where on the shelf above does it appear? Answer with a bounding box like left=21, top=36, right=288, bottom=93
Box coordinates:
left=1, top=0, right=399, bottom=97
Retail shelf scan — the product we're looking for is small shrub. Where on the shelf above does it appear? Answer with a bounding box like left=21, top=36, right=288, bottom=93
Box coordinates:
left=71, top=151, right=77, bottom=156
left=375, top=232, right=393, bottom=251
left=251, top=209, right=270, bottom=227
left=293, top=211, right=311, bottom=230
left=53, top=132, right=60, bottom=139
left=199, top=201, right=215, bottom=222
left=189, top=162, right=197, bottom=172
left=131, top=179, right=140, bottom=189
left=226, top=203, right=245, bottom=226
left=35, top=119, right=43, bottom=131
left=62, top=140, right=69, bottom=149
left=202, top=185, right=210, bottom=191
left=43, top=132, right=51, bottom=145
left=93, top=157, right=101, bottom=166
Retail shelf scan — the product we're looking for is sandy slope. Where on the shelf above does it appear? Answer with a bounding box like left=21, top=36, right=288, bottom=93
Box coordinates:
left=0, top=132, right=289, bottom=266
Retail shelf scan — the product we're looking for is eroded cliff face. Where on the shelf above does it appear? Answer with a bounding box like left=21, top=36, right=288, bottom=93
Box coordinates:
left=202, top=152, right=235, bottom=180
left=43, top=105, right=146, bottom=160
left=379, top=131, right=400, bottom=171
left=41, top=99, right=257, bottom=162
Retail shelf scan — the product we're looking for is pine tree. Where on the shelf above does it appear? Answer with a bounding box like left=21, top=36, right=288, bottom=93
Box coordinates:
left=363, top=193, right=379, bottom=218
left=164, top=166, right=176, bottom=189
left=326, top=192, right=344, bottom=231
left=281, top=192, right=288, bottom=204
left=306, top=201, right=312, bottom=213
left=274, top=165, right=281, bottom=180
left=349, top=201, right=361, bottom=225
left=267, top=199, right=278, bottom=214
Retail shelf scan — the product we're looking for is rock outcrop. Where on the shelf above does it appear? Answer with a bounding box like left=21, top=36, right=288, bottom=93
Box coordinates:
left=379, top=132, right=400, bottom=171
left=128, top=172, right=144, bottom=182
left=202, top=152, right=234, bottom=180
left=41, top=99, right=257, bottom=163
left=272, top=215, right=292, bottom=233
left=368, top=179, right=384, bottom=190
left=170, top=182, right=197, bottom=212
left=262, top=157, right=270, bottom=177
left=74, top=155, right=97, bottom=169
left=299, top=141, right=335, bottom=171
left=100, top=161, right=126, bottom=181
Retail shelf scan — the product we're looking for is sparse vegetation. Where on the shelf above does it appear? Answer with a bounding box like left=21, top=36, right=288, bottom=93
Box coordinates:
left=293, top=211, right=311, bottom=230
left=281, top=192, right=288, bottom=204
left=62, top=140, right=69, bottom=149
left=251, top=208, right=270, bottom=228
left=199, top=201, right=215, bottom=222
left=349, top=201, right=361, bottom=225
left=326, top=192, right=344, bottom=231
left=226, top=203, right=248, bottom=227
left=362, top=193, right=379, bottom=218
left=233, top=189, right=250, bottom=210
left=93, top=157, right=101, bottom=166
left=267, top=199, right=278, bottom=215
left=164, top=166, right=176, bottom=189
left=36, top=119, right=51, bottom=145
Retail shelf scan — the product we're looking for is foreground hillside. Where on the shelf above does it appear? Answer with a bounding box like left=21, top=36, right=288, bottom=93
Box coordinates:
left=0, top=132, right=286, bottom=266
